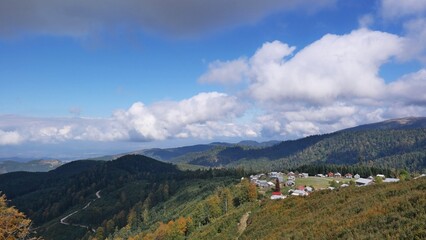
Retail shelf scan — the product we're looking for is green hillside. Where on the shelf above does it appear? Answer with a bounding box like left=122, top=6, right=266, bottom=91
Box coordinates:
left=169, top=128, right=426, bottom=172
left=0, top=155, right=244, bottom=240
left=240, top=177, right=426, bottom=240
left=106, top=174, right=426, bottom=240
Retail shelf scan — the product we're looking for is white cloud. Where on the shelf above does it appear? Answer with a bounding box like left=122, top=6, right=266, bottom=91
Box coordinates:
left=380, top=0, right=426, bottom=19
left=388, top=69, right=426, bottom=104
left=0, top=92, right=255, bottom=146
left=113, top=92, right=249, bottom=141
left=199, top=28, right=426, bottom=138
left=204, top=29, right=404, bottom=104
left=358, top=14, right=374, bottom=28
left=198, top=58, right=249, bottom=85
left=402, top=18, right=426, bottom=62
left=0, top=129, right=23, bottom=145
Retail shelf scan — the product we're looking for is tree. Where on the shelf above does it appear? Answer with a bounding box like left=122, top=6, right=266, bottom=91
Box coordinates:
left=374, top=176, right=383, bottom=184
left=274, top=178, right=281, bottom=192
left=0, top=194, right=33, bottom=240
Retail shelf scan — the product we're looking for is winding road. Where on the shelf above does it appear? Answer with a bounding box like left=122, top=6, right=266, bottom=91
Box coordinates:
left=59, top=190, right=101, bottom=232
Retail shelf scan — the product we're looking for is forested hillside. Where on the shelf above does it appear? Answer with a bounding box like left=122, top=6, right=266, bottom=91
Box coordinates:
left=106, top=173, right=426, bottom=239
left=0, top=155, right=245, bottom=240
left=170, top=128, right=426, bottom=172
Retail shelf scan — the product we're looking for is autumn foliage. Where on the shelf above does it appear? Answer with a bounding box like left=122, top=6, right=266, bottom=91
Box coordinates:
left=0, top=193, right=33, bottom=240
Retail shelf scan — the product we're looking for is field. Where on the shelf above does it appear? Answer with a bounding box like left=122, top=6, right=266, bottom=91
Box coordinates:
left=294, top=176, right=352, bottom=189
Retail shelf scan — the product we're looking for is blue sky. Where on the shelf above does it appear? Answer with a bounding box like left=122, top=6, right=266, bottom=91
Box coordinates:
left=1, top=0, right=426, bottom=159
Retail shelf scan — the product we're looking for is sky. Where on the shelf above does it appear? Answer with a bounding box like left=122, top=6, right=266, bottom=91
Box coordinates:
left=1, top=0, right=426, bottom=160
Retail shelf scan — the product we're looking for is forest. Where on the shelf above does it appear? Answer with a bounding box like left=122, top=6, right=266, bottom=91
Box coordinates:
left=170, top=129, right=426, bottom=172
left=0, top=155, right=246, bottom=239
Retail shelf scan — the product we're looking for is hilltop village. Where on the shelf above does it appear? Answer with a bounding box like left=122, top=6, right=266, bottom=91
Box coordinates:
left=248, top=171, right=401, bottom=200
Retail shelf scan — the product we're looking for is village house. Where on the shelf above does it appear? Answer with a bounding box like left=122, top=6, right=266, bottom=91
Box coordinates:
left=356, top=178, right=373, bottom=186
left=327, top=172, right=334, bottom=177
left=354, top=174, right=360, bottom=179
left=270, top=191, right=286, bottom=200
left=376, top=174, right=386, bottom=179
left=345, top=173, right=353, bottom=179
left=269, top=172, right=285, bottom=183
left=383, top=178, right=400, bottom=183
left=299, top=173, right=309, bottom=178
left=256, top=180, right=269, bottom=188
left=334, top=172, right=342, bottom=178
left=289, top=189, right=308, bottom=196
left=287, top=175, right=296, bottom=181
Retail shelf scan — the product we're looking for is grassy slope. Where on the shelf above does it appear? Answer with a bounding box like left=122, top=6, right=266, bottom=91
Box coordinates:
left=241, top=177, right=426, bottom=240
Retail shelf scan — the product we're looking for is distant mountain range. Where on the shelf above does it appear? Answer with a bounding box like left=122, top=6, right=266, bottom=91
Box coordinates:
left=2, top=117, right=426, bottom=174
left=166, top=117, right=426, bottom=171
left=0, top=159, right=63, bottom=174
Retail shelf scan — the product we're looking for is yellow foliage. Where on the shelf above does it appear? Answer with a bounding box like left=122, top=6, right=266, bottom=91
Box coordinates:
left=0, top=193, right=33, bottom=240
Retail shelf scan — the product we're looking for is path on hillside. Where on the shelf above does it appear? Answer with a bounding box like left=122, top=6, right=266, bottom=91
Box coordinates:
left=237, top=211, right=251, bottom=239
left=59, top=190, right=101, bottom=232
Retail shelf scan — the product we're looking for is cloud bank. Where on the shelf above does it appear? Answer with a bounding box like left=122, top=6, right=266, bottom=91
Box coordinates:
left=1, top=28, right=425, bottom=146
left=0, top=0, right=334, bottom=38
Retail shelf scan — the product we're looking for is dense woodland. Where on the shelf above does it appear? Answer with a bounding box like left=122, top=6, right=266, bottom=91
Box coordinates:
left=0, top=155, right=246, bottom=239
left=169, top=129, right=426, bottom=172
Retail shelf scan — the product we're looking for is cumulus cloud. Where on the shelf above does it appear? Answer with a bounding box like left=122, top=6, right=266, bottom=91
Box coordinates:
left=0, top=0, right=334, bottom=38
left=0, top=92, right=255, bottom=146
left=204, top=29, right=405, bottom=104
left=198, top=58, right=249, bottom=85
left=113, top=92, right=248, bottom=141
left=388, top=69, right=426, bottom=105
left=200, top=29, right=426, bottom=138
left=0, top=129, right=23, bottom=145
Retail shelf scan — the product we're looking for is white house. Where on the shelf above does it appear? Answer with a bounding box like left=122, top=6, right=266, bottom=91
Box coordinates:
left=270, top=192, right=286, bottom=200
left=383, top=178, right=400, bottom=183
left=289, top=189, right=308, bottom=196
left=356, top=178, right=373, bottom=186
left=256, top=180, right=269, bottom=188
left=354, top=174, right=360, bottom=179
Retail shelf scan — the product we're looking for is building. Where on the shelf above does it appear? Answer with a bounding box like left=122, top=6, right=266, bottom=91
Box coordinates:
left=354, top=174, right=360, bottom=179
left=289, top=189, right=308, bottom=196
left=383, top=178, right=400, bottom=183
left=356, top=178, right=373, bottom=186
left=270, top=192, right=286, bottom=200
left=299, top=173, right=309, bottom=178
left=345, top=173, right=353, bottom=179
left=376, top=174, right=386, bottom=179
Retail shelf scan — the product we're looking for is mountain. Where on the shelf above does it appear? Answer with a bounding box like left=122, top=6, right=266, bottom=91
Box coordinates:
left=164, top=117, right=426, bottom=171
left=344, top=117, right=426, bottom=131
left=0, top=159, right=63, bottom=174
left=90, top=140, right=279, bottom=162
left=0, top=155, right=243, bottom=240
